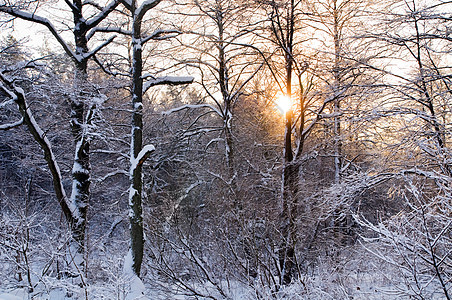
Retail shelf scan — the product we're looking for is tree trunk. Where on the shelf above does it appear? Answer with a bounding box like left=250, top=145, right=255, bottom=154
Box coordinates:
left=68, top=0, right=92, bottom=252
left=279, top=5, right=298, bottom=282
left=332, top=0, right=342, bottom=184
left=69, top=67, right=91, bottom=250
left=129, top=0, right=145, bottom=276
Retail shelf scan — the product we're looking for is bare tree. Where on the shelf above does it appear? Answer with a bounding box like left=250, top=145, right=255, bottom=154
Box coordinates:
left=304, top=0, right=374, bottom=183
left=254, top=0, right=333, bottom=286
left=0, top=42, right=93, bottom=294
left=1, top=64, right=72, bottom=229
left=108, top=0, right=194, bottom=278
left=0, top=0, right=121, bottom=252
left=364, top=0, right=451, bottom=176
left=352, top=2, right=452, bottom=298
left=160, top=0, right=264, bottom=210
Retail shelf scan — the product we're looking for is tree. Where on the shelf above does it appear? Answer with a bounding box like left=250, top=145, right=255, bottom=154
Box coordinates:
left=0, top=0, right=121, bottom=252
left=304, top=0, right=373, bottom=183
left=163, top=0, right=264, bottom=209
left=364, top=0, right=451, bottom=176
left=110, top=0, right=194, bottom=278
left=0, top=40, right=93, bottom=292
left=1, top=62, right=72, bottom=231
left=353, top=1, right=452, bottom=298
left=254, top=0, right=385, bottom=285
left=254, top=0, right=331, bottom=286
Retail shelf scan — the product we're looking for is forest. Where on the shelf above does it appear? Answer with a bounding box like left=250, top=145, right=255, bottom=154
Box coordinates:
left=0, top=0, right=451, bottom=299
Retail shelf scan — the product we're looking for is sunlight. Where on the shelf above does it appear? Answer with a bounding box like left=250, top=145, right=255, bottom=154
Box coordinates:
left=275, top=93, right=292, bottom=114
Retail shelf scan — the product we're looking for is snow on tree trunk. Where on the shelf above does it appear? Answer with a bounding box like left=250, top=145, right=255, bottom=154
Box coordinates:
left=218, top=13, right=234, bottom=180
left=127, top=0, right=163, bottom=277
left=122, top=249, right=146, bottom=299
left=69, top=68, right=91, bottom=251
left=0, top=73, right=81, bottom=233
left=129, top=4, right=146, bottom=276
left=67, top=0, right=93, bottom=253
left=124, top=0, right=192, bottom=277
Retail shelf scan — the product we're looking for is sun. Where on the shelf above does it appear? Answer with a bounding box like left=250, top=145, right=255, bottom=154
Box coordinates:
left=275, top=93, right=292, bottom=114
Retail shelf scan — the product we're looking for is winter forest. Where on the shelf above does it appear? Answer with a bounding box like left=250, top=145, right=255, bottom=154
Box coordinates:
left=0, top=0, right=451, bottom=299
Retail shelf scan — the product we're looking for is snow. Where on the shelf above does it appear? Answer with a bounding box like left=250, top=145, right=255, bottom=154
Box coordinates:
left=206, top=137, right=224, bottom=148
left=123, top=250, right=147, bottom=300
left=72, top=161, right=89, bottom=175
left=2, top=2, right=450, bottom=300
left=137, top=144, right=156, bottom=160
left=130, top=144, right=155, bottom=174
left=69, top=181, right=81, bottom=216
left=0, top=118, right=23, bottom=130
left=136, top=0, right=161, bottom=19
left=161, top=103, right=222, bottom=117
left=134, top=102, right=143, bottom=110
left=225, top=139, right=230, bottom=154
left=134, top=44, right=142, bottom=51
left=143, top=76, right=193, bottom=92
left=129, top=187, right=138, bottom=205
left=0, top=292, right=22, bottom=300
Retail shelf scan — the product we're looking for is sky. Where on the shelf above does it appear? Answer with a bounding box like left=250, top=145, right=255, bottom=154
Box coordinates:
left=1, top=0, right=74, bottom=57
left=2, top=19, right=59, bottom=57
left=3, top=19, right=37, bottom=43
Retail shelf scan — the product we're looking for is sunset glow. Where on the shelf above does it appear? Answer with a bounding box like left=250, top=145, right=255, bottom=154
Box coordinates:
left=276, top=94, right=292, bottom=114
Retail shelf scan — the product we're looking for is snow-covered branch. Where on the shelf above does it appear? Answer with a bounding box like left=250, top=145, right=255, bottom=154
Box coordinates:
left=84, top=35, right=116, bottom=60
left=143, top=76, right=193, bottom=93
left=400, top=168, right=451, bottom=187
left=0, top=117, right=23, bottom=130
left=166, top=181, right=202, bottom=222
left=87, top=26, right=132, bottom=40
left=85, top=0, right=121, bottom=29
left=96, top=170, right=129, bottom=182
left=135, top=0, right=162, bottom=23
left=161, top=103, right=222, bottom=118
left=130, top=144, right=155, bottom=173
left=0, top=71, right=78, bottom=226
left=141, top=28, right=181, bottom=44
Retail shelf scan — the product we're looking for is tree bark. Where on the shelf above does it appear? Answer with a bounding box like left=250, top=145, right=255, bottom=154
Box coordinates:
left=279, top=0, right=298, bottom=286
left=129, top=0, right=145, bottom=276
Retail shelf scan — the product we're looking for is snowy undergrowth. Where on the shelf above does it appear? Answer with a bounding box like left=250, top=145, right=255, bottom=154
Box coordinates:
left=1, top=214, right=446, bottom=300
left=0, top=258, right=152, bottom=300
left=1, top=245, right=443, bottom=299
left=142, top=243, right=445, bottom=300
left=0, top=210, right=145, bottom=299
